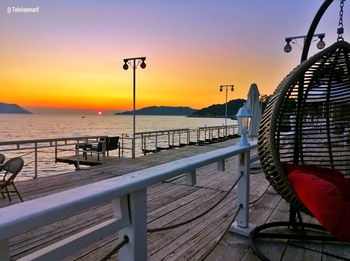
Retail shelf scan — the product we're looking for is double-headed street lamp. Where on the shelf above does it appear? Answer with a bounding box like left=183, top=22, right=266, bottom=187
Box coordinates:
left=219, top=85, right=234, bottom=138
left=284, top=33, right=326, bottom=53
left=123, top=57, right=147, bottom=158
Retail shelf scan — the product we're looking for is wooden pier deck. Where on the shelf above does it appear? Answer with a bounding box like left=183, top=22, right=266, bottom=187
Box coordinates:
left=1, top=139, right=349, bottom=260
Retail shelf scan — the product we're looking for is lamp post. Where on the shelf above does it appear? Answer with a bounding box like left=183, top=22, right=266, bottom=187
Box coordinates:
left=236, top=103, right=252, bottom=147
left=219, top=85, right=234, bottom=138
left=284, top=33, right=326, bottom=53
left=123, top=57, right=147, bottom=158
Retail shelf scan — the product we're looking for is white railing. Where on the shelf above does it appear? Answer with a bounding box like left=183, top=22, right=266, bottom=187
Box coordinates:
left=0, top=136, right=106, bottom=178
left=0, top=142, right=257, bottom=261
left=120, top=125, right=238, bottom=158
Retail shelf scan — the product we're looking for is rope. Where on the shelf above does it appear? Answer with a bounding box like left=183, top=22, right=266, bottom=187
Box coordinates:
left=99, top=236, right=129, bottom=261
left=147, top=172, right=244, bottom=233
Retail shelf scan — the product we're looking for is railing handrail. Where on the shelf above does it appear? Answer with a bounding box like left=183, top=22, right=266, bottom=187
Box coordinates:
left=135, top=128, right=190, bottom=135
left=0, top=135, right=107, bottom=146
left=198, top=124, right=237, bottom=130
left=0, top=142, right=257, bottom=240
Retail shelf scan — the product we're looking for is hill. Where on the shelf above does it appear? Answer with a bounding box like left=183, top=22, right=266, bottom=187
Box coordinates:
left=0, top=103, right=32, bottom=114
left=115, top=106, right=197, bottom=116
left=188, top=99, right=246, bottom=118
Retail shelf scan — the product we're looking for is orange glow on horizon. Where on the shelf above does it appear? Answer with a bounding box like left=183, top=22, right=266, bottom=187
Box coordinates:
left=0, top=46, right=289, bottom=111
left=0, top=2, right=299, bottom=112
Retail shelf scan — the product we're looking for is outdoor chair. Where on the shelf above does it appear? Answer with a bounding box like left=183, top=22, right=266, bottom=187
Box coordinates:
left=85, top=136, right=120, bottom=161
left=0, top=154, right=5, bottom=164
left=251, top=0, right=350, bottom=259
left=0, top=157, right=24, bottom=202
left=0, top=154, right=5, bottom=171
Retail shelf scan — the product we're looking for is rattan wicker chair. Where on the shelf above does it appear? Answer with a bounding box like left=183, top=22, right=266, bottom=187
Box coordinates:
left=250, top=0, right=350, bottom=259
left=0, top=157, right=24, bottom=202
left=259, top=40, right=350, bottom=213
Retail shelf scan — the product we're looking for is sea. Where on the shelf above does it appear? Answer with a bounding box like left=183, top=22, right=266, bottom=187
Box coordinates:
left=0, top=114, right=235, bottom=179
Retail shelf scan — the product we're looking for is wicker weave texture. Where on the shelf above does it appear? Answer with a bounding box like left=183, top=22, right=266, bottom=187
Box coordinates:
left=258, top=40, right=350, bottom=214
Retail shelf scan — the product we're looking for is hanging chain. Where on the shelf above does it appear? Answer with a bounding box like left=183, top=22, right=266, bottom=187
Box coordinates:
left=337, top=0, right=346, bottom=41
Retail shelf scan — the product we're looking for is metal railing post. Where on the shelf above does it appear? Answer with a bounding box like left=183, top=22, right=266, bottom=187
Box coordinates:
left=141, top=134, right=144, bottom=152
left=55, top=141, right=58, bottom=163
left=34, top=143, right=38, bottom=178
left=230, top=149, right=255, bottom=236
left=76, top=140, right=80, bottom=170
left=167, top=132, right=170, bottom=147
left=132, top=136, right=135, bottom=159
left=187, top=129, right=190, bottom=144
left=121, top=135, right=125, bottom=158
left=102, top=139, right=106, bottom=164
left=118, top=189, right=147, bottom=261
left=155, top=133, right=158, bottom=151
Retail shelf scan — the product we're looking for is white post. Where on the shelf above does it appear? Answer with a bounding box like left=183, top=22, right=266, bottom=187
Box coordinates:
left=0, top=240, right=10, bottom=261
left=118, top=189, right=147, bottom=261
left=186, top=170, right=196, bottom=186
left=230, top=150, right=255, bottom=236
left=217, top=159, right=225, bottom=171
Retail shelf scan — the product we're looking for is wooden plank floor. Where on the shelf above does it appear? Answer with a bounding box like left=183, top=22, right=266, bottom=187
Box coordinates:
left=205, top=192, right=350, bottom=261
left=2, top=139, right=348, bottom=260
left=8, top=168, right=268, bottom=261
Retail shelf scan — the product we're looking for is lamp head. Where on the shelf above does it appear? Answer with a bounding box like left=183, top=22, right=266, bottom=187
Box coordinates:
left=123, top=62, right=129, bottom=70
left=140, top=57, right=146, bottom=69
left=140, top=61, right=146, bottom=69
left=317, top=36, right=326, bottom=49
left=231, top=86, right=234, bottom=91
left=236, top=103, right=252, bottom=133
left=284, top=39, right=292, bottom=53
left=236, top=103, right=252, bottom=147
left=219, top=87, right=223, bottom=92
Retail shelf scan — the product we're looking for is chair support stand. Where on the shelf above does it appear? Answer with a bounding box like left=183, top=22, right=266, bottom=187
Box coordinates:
left=250, top=221, right=336, bottom=261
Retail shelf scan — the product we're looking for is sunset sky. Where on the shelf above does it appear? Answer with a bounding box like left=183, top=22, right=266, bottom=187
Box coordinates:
left=0, top=0, right=347, bottom=113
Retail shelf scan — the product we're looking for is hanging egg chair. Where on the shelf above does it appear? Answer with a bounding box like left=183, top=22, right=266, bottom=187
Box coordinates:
left=251, top=0, right=350, bottom=260
left=259, top=39, right=350, bottom=213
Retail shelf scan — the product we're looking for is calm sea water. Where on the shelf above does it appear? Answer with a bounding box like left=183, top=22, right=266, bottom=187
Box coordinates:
left=0, top=114, right=234, bottom=179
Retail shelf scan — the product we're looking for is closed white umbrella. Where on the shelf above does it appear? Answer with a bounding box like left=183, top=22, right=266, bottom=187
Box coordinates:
left=246, top=83, right=262, bottom=137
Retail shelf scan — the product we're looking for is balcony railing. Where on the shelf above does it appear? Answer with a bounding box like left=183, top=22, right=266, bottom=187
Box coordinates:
left=0, top=142, right=257, bottom=261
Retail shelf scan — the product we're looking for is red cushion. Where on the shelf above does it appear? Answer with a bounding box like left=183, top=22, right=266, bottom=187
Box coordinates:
left=284, top=164, right=344, bottom=177
left=289, top=171, right=350, bottom=242
left=284, top=164, right=350, bottom=201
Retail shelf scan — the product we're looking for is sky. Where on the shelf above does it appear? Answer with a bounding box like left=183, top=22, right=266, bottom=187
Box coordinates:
left=0, top=0, right=348, bottom=113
